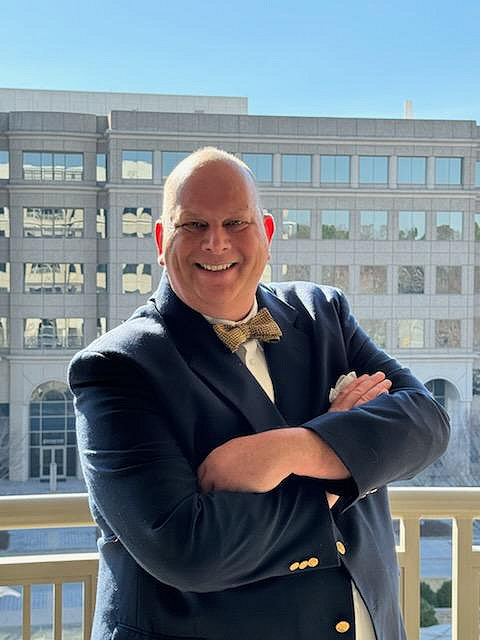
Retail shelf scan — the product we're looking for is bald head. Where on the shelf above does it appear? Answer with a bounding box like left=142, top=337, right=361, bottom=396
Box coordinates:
left=162, top=147, right=261, bottom=227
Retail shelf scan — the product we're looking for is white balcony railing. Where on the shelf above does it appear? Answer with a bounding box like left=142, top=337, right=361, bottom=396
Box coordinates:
left=0, top=488, right=479, bottom=640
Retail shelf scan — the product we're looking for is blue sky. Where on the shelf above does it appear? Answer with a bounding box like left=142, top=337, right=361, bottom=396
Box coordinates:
left=3, top=0, right=479, bottom=121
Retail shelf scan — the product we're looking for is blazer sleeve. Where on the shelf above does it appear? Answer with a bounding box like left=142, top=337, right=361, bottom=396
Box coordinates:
left=301, top=289, right=450, bottom=508
left=69, top=349, right=340, bottom=593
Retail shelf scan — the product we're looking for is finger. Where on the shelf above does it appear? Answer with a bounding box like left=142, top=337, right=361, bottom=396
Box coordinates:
left=337, top=372, right=386, bottom=404
left=353, top=380, right=392, bottom=406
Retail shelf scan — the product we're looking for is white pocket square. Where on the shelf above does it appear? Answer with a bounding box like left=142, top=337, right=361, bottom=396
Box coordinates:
left=328, top=371, right=357, bottom=403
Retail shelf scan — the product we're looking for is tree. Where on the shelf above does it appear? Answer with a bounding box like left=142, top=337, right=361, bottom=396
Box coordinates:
left=420, top=581, right=437, bottom=606
left=420, top=598, right=439, bottom=627
left=436, top=580, right=452, bottom=608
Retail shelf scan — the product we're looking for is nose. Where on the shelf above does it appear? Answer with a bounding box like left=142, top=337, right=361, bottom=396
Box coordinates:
left=201, top=224, right=231, bottom=253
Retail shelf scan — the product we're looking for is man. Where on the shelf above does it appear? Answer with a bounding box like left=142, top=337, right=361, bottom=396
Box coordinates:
left=69, top=147, right=450, bottom=640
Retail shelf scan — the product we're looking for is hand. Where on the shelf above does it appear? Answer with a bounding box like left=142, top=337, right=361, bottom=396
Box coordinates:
left=197, top=430, right=293, bottom=493
left=328, top=371, right=391, bottom=412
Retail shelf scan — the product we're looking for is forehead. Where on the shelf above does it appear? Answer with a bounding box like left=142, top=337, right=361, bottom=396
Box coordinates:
left=174, top=159, right=257, bottom=213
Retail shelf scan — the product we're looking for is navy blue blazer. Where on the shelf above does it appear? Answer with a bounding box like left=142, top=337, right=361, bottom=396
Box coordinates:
left=68, top=278, right=450, bottom=640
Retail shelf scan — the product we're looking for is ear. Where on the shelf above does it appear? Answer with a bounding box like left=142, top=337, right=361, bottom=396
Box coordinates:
left=263, top=213, right=275, bottom=244
left=154, top=220, right=165, bottom=266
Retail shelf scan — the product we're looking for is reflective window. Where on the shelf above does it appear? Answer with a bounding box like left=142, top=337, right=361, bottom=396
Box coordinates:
left=320, top=155, right=350, bottom=183
left=359, top=211, right=388, bottom=240
left=321, top=266, right=349, bottom=292
left=122, top=264, right=152, bottom=294
left=242, top=154, right=273, bottom=183
left=281, top=155, right=311, bottom=183
left=162, top=151, right=189, bottom=178
left=122, top=150, right=153, bottom=180
left=0, top=263, right=10, bottom=292
left=96, top=264, right=107, bottom=292
left=398, top=320, right=424, bottom=348
left=359, top=156, right=388, bottom=183
left=23, top=208, right=84, bottom=238
left=0, top=207, right=9, bottom=237
left=435, top=157, right=462, bottom=185
left=359, top=266, right=387, bottom=294
left=281, top=209, right=311, bottom=239
left=436, top=266, right=462, bottom=294
left=476, top=161, right=480, bottom=187
left=397, top=157, right=426, bottom=184
left=24, top=263, right=84, bottom=294
left=29, top=381, right=76, bottom=479
left=436, top=212, right=463, bottom=240
left=96, top=153, right=107, bottom=181
left=475, top=267, right=480, bottom=293
left=96, top=208, right=108, bottom=238
left=0, top=150, right=9, bottom=179
left=23, top=152, right=83, bottom=181
left=280, top=264, right=311, bottom=281
left=360, top=319, right=387, bottom=348
left=475, top=212, right=480, bottom=241
left=426, top=379, right=446, bottom=407
left=321, top=210, right=349, bottom=239
left=24, top=318, right=84, bottom=349
left=435, top=319, right=461, bottom=347
left=474, top=318, right=480, bottom=350
left=398, top=211, right=426, bottom=240
left=0, top=318, right=7, bottom=348
left=398, top=266, right=424, bottom=294
left=122, top=207, right=153, bottom=237
left=97, top=317, right=107, bottom=337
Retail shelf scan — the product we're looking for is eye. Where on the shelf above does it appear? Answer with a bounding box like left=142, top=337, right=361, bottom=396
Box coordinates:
left=226, top=219, right=249, bottom=230
left=177, top=221, right=208, bottom=231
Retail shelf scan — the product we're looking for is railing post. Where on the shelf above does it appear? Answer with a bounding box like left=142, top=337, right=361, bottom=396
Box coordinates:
left=402, top=517, right=420, bottom=640
left=452, top=516, right=475, bottom=640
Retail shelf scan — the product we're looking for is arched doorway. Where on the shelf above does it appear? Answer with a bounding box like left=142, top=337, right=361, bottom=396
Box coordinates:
left=29, top=381, right=77, bottom=480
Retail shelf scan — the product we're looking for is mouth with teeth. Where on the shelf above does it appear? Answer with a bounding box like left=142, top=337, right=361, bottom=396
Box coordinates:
left=196, top=262, right=236, bottom=272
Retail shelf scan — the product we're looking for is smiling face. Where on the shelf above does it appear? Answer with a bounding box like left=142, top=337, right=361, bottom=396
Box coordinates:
left=155, top=157, right=274, bottom=321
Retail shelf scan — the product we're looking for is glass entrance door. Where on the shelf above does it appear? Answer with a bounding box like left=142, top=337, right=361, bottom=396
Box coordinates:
left=40, top=447, right=66, bottom=480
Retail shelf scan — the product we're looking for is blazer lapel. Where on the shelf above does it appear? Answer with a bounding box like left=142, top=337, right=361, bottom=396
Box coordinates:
left=150, top=277, right=288, bottom=433
left=257, top=285, right=315, bottom=426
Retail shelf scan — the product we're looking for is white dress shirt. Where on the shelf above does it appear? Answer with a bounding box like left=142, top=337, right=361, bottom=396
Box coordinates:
left=204, top=304, right=376, bottom=640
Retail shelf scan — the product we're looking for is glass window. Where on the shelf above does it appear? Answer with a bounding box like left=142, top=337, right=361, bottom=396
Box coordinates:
left=122, top=207, right=153, bottom=238
left=0, top=150, right=9, bottom=179
left=24, top=263, right=84, bottom=294
left=0, top=317, right=7, bottom=348
left=398, top=266, right=424, bottom=294
left=436, top=266, right=462, bottom=294
left=122, top=150, right=153, bottom=180
left=281, top=155, right=311, bottom=183
left=162, top=151, right=189, bottom=178
left=435, top=319, right=461, bottom=348
left=321, top=266, right=349, bottom=292
left=474, top=213, right=480, bottom=241
left=96, top=208, right=108, bottom=238
left=436, top=212, right=463, bottom=240
left=96, top=264, right=107, bottom=292
left=397, top=319, right=424, bottom=348
left=23, top=152, right=83, bottom=181
left=426, top=379, right=446, bottom=407
left=321, top=210, right=349, bottom=239
left=475, top=267, right=480, bottom=293
left=360, top=319, right=387, bottom=348
left=398, top=211, right=426, bottom=240
left=280, top=264, right=311, bottom=281
left=0, top=263, right=10, bottom=292
left=122, top=264, right=152, bottom=294
left=435, top=157, right=462, bottom=185
left=97, top=317, right=107, bottom=337
left=359, top=266, right=387, bottom=294
left=0, top=207, right=9, bottom=237
left=359, top=211, right=388, bottom=240
left=476, top=161, right=480, bottom=187
left=474, top=318, right=480, bottom=350
left=242, top=154, right=273, bottom=183
left=281, top=209, right=311, bottom=239
left=320, top=155, right=350, bottom=183
left=96, top=153, right=107, bottom=181
left=359, top=156, right=388, bottom=183
left=24, top=319, right=84, bottom=349
left=397, top=157, right=426, bottom=184
left=23, top=208, right=84, bottom=238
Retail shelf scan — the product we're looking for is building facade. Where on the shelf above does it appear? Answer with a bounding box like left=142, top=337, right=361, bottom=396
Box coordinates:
left=0, top=89, right=479, bottom=488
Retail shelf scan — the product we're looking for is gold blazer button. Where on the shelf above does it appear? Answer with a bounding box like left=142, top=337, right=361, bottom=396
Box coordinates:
left=336, top=541, right=346, bottom=555
left=307, top=557, right=319, bottom=567
left=289, top=562, right=300, bottom=571
left=335, top=620, right=350, bottom=633
left=298, top=560, right=309, bottom=569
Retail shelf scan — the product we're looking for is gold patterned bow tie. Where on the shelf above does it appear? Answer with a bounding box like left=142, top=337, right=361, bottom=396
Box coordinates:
left=213, top=307, right=282, bottom=353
